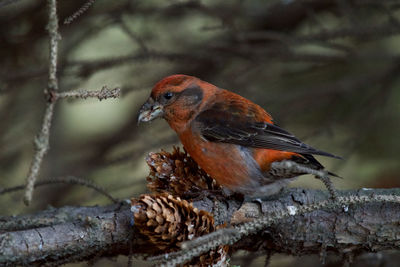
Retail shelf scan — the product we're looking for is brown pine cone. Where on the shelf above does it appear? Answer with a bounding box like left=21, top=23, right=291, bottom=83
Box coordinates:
left=131, top=193, right=229, bottom=266
left=131, top=193, right=215, bottom=250
left=145, top=146, right=221, bottom=198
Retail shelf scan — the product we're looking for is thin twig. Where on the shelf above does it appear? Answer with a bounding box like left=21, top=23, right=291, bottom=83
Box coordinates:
left=239, top=20, right=400, bottom=45
left=0, top=0, right=21, bottom=7
left=24, top=0, right=60, bottom=205
left=264, top=251, right=272, bottom=267
left=2, top=176, right=118, bottom=203
left=64, top=0, right=96, bottom=25
left=118, top=16, right=149, bottom=53
left=55, top=86, right=121, bottom=101
left=68, top=50, right=210, bottom=78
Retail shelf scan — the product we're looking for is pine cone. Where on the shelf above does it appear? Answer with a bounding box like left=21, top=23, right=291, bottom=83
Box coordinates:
left=194, top=245, right=229, bottom=267
left=146, top=146, right=221, bottom=198
left=131, top=193, right=215, bottom=251
left=131, top=193, right=229, bottom=266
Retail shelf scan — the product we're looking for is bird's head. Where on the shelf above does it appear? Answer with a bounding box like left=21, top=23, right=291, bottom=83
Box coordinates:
left=138, top=74, right=213, bottom=131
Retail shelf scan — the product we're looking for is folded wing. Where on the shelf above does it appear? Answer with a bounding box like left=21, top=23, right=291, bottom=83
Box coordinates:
left=195, top=100, right=340, bottom=159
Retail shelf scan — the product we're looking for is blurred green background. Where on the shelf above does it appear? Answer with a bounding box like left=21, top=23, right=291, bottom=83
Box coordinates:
left=1, top=0, right=400, bottom=266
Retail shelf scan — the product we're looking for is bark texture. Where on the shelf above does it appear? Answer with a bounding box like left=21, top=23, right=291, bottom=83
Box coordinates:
left=1, top=188, right=399, bottom=266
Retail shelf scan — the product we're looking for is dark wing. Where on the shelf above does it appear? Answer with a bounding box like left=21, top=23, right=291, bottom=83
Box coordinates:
left=195, top=102, right=341, bottom=159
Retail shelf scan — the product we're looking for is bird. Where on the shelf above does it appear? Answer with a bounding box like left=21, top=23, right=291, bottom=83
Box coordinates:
left=138, top=74, right=341, bottom=199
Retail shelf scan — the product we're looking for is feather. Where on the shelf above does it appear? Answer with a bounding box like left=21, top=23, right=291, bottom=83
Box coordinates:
left=196, top=97, right=341, bottom=159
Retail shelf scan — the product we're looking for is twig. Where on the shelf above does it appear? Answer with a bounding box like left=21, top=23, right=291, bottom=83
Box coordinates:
left=2, top=176, right=118, bottom=203
left=118, top=16, right=149, bottom=53
left=24, top=0, right=60, bottom=205
left=55, top=86, right=121, bottom=101
left=299, top=22, right=400, bottom=41
left=238, top=30, right=353, bottom=54
left=264, top=251, right=272, bottom=267
left=68, top=50, right=211, bottom=78
left=0, top=0, right=20, bottom=7
left=64, top=0, right=96, bottom=25
left=239, top=20, right=400, bottom=45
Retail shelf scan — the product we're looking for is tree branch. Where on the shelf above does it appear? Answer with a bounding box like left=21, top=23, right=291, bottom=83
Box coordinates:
left=23, top=0, right=60, bottom=205
left=55, top=86, right=121, bottom=101
left=64, top=0, right=96, bottom=25
left=1, top=188, right=400, bottom=266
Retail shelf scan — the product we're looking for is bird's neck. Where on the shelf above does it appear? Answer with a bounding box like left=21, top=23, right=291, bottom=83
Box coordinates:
left=166, top=118, right=191, bottom=134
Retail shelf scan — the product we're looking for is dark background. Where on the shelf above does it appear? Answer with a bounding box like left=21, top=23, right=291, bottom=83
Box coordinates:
left=1, top=0, right=400, bottom=265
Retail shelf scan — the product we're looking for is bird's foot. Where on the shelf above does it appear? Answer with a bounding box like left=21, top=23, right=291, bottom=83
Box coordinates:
left=314, top=173, right=338, bottom=201
left=270, top=160, right=339, bottom=201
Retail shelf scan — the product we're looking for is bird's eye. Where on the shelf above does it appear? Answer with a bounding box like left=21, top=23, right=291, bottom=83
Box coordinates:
left=163, top=92, right=173, bottom=100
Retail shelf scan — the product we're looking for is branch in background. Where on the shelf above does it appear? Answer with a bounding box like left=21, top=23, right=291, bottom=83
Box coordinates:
left=64, top=0, right=96, bottom=25
left=1, top=189, right=400, bottom=266
left=118, top=15, right=149, bottom=53
left=21, top=2, right=122, bottom=205
left=0, top=0, right=21, bottom=7
left=239, top=21, right=400, bottom=46
left=1, top=176, right=118, bottom=204
left=24, top=0, right=60, bottom=205
left=55, top=86, right=121, bottom=101
left=68, top=50, right=212, bottom=78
